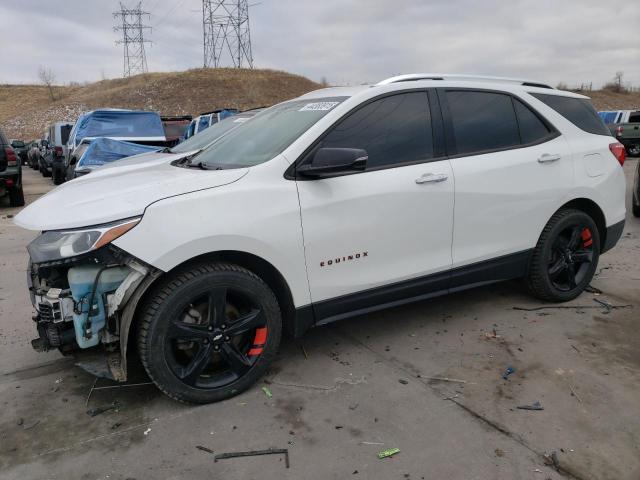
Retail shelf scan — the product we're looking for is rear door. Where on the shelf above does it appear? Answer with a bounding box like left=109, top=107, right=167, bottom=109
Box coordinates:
left=440, top=89, right=572, bottom=282
left=296, top=90, right=455, bottom=320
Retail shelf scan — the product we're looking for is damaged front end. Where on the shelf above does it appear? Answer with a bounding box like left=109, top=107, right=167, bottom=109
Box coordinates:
left=27, top=217, right=160, bottom=381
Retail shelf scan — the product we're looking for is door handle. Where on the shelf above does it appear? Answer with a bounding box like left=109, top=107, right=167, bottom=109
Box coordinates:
left=538, top=153, right=561, bottom=164
left=415, top=173, right=448, bottom=184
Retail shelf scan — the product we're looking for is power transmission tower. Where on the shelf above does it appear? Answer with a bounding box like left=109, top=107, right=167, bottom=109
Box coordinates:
left=113, top=2, right=152, bottom=77
left=202, top=0, right=254, bottom=69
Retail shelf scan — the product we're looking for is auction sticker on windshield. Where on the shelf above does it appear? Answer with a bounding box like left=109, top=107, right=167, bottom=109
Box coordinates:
left=299, top=102, right=340, bottom=112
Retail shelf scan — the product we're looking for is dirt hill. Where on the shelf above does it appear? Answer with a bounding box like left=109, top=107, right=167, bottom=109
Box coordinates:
left=0, top=68, right=321, bottom=140
left=2, top=69, right=640, bottom=141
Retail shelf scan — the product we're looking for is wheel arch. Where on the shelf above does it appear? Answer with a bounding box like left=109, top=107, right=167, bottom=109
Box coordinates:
left=120, top=250, right=303, bottom=380
left=555, top=198, right=607, bottom=252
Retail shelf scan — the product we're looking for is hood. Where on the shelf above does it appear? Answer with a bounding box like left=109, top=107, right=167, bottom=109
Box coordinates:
left=14, top=151, right=248, bottom=231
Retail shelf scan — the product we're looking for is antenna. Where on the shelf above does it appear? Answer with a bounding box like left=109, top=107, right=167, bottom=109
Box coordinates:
left=202, top=0, right=254, bottom=69
left=114, top=2, right=152, bottom=77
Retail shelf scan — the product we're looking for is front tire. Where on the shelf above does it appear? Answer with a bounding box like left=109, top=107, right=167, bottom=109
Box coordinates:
left=138, top=262, right=282, bottom=404
left=527, top=209, right=600, bottom=302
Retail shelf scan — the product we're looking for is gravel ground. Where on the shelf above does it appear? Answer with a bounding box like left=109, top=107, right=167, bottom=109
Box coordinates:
left=0, top=163, right=638, bottom=480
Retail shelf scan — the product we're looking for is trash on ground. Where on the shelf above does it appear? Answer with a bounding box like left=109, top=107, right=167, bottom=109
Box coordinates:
left=196, top=445, right=215, bottom=454
left=495, top=448, right=505, bottom=457
left=398, top=379, right=409, bottom=385
left=584, top=285, right=602, bottom=294
left=377, top=447, right=400, bottom=459
left=516, top=401, right=543, bottom=411
left=143, top=428, right=151, bottom=435
left=262, top=386, right=273, bottom=398
left=214, top=448, right=290, bottom=469
left=501, top=367, right=515, bottom=380
left=426, top=376, right=467, bottom=384
left=484, top=329, right=501, bottom=339
left=86, top=402, right=119, bottom=417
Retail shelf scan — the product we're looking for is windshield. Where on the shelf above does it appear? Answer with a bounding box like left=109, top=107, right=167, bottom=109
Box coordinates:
left=172, top=112, right=258, bottom=154
left=194, top=97, right=347, bottom=168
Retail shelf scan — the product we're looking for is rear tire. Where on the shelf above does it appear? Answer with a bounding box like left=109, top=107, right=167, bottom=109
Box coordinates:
left=633, top=202, right=640, bottom=218
left=527, top=209, right=599, bottom=302
left=8, top=184, right=25, bottom=207
left=138, top=262, right=282, bottom=404
left=52, top=168, right=64, bottom=185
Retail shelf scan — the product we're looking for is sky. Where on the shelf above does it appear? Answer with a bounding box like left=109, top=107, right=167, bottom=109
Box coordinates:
left=0, top=0, right=638, bottom=89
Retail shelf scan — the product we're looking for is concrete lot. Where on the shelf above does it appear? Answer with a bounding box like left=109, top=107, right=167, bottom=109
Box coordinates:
left=0, top=164, right=638, bottom=480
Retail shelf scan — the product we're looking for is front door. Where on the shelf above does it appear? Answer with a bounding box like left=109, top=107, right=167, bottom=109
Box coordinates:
left=295, top=91, right=455, bottom=321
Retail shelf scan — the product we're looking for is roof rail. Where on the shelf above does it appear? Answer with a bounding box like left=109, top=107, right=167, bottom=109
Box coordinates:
left=376, top=74, right=553, bottom=89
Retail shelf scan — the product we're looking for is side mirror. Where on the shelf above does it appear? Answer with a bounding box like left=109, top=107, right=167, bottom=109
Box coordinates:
left=297, top=147, right=368, bottom=178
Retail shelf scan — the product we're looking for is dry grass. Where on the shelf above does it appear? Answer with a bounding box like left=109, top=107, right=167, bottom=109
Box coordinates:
left=0, top=68, right=320, bottom=139
left=3, top=69, right=640, bottom=141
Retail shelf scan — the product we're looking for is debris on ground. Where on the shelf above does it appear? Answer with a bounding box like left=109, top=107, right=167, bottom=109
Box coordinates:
left=425, top=376, right=467, bottom=384
left=516, top=401, right=544, bottom=411
left=377, top=447, right=400, bottom=459
left=262, top=386, right=273, bottom=398
left=495, top=448, right=505, bottom=457
left=567, top=382, right=582, bottom=403
left=214, top=448, right=290, bottom=468
left=484, top=329, right=501, bottom=339
left=196, top=445, right=215, bottom=454
left=398, top=379, right=409, bottom=385
left=513, top=302, right=631, bottom=312
left=501, top=367, right=515, bottom=380
left=16, top=418, right=23, bottom=426
left=143, top=428, right=151, bottom=436
left=86, top=401, right=119, bottom=417
left=584, top=285, right=602, bottom=294
left=300, top=344, right=309, bottom=359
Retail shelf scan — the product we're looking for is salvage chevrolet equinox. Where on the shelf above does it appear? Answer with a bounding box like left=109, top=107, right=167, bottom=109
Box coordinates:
left=15, top=74, right=627, bottom=403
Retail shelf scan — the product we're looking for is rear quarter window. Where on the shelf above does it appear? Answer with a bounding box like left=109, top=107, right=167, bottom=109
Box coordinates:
left=628, top=112, right=640, bottom=123
left=531, top=93, right=610, bottom=136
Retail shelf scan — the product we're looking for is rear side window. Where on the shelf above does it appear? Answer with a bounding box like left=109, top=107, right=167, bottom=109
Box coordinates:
left=60, top=125, right=72, bottom=145
left=531, top=93, right=610, bottom=136
left=629, top=112, right=640, bottom=123
left=513, top=99, right=552, bottom=144
left=446, top=91, right=520, bottom=155
left=319, top=92, right=433, bottom=169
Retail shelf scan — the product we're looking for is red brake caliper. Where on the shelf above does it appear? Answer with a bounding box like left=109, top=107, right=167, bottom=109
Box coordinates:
left=247, top=327, right=268, bottom=356
left=581, top=228, right=593, bottom=248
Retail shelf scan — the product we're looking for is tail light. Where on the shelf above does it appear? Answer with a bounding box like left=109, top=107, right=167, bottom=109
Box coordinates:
left=4, top=147, right=17, bottom=167
left=54, top=146, right=63, bottom=157
left=609, top=142, right=626, bottom=166
left=614, top=126, right=623, bottom=138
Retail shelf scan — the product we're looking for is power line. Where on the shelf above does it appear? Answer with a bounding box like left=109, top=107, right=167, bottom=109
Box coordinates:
left=202, top=0, right=254, bottom=69
left=113, top=2, right=152, bottom=77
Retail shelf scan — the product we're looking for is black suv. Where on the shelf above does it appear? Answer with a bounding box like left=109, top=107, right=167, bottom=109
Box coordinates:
left=0, top=126, right=25, bottom=207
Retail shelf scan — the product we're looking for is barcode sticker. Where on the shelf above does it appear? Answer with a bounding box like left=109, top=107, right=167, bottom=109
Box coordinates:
left=299, top=102, right=340, bottom=112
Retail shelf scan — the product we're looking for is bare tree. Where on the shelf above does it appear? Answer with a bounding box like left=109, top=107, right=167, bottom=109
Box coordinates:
left=38, top=66, right=56, bottom=100
left=614, top=71, right=624, bottom=90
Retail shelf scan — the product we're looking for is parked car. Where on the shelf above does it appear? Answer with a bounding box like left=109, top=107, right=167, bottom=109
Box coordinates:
left=599, top=110, right=640, bottom=156
left=184, top=108, right=239, bottom=139
left=15, top=74, right=626, bottom=404
left=39, top=122, right=74, bottom=185
left=26, top=140, right=42, bottom=169
left=75, top=109, right=264, bottom=176
left=9, top=139, right=28, bottom=165
left=0, top=126, right=24, bottom=206
left=161, top=115, right=192, bottom=147
left=65, top=109, right=167, bottom=180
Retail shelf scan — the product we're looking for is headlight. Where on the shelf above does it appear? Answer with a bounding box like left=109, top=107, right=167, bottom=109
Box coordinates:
left=27, top=217, right=141, bottom=264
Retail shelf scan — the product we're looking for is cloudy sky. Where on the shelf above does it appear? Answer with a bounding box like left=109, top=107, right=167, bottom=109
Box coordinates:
left=0, top=0, right=638, bottom=88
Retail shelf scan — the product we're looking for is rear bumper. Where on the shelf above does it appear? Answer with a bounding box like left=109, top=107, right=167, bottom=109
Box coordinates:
left=602, top=220, right=625, bottom=254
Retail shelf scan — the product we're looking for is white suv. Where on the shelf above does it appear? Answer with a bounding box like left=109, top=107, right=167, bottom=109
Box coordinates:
left=15, top=74, right=627, bottom=403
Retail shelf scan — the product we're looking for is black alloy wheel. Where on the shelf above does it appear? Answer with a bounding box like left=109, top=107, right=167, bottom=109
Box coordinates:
left=547, top=224, right=594, bottom=292
left=138, top=262, right=281, bottom=403
left=527, top=209, right=600, bottom=302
